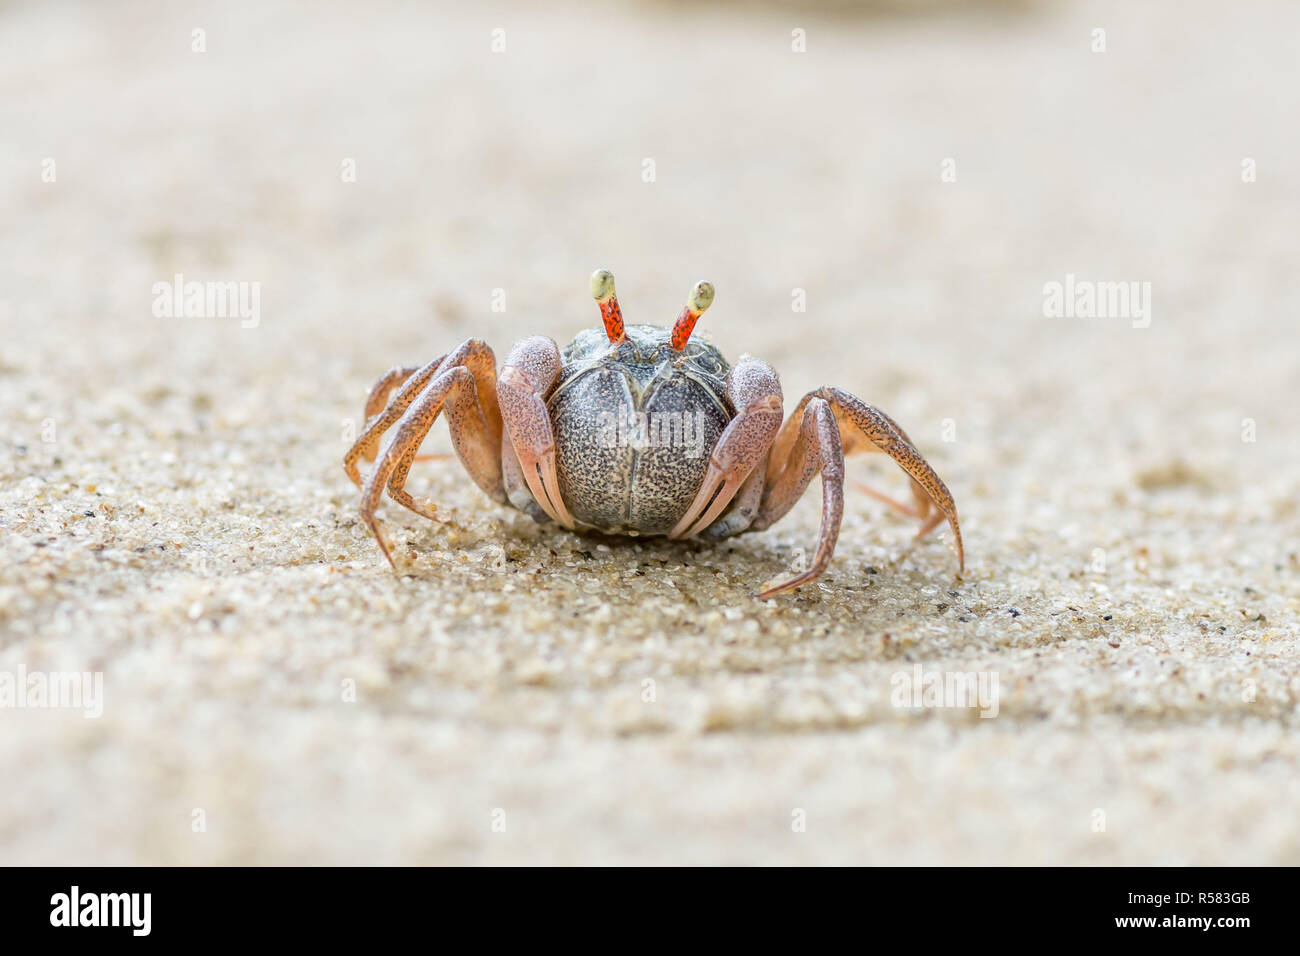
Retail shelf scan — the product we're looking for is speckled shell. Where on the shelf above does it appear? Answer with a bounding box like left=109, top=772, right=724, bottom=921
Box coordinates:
left=550, top=325, right=732, bottom=534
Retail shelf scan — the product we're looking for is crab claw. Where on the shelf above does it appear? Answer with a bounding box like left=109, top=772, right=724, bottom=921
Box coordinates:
left=497, top=364, right=577, bottom=531
left=590, top=269, right=626, bottom=345
left=670, top=280, right=714, bottom=350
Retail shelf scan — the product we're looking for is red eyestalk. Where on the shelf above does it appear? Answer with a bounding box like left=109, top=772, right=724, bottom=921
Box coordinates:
left=590, top=269, right=625, bottom=344
left=670, top=280, right=715, bottom=351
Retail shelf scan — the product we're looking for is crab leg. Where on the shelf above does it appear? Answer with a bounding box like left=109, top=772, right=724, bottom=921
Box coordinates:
left=841, top=407, right=932, bottom=522
left=820, top=387, right=961, bottom=567
left=854, top=481, right=928, bottom=520
left=752, top=386, right=963, bottom=596
left=345, top=358, right=444, bottom=485
left=750, top=398, right=845, bottom=598
left=496, top=336, right=576, bottom=529
left=363, top=365, right=421, bottom=420
left=354, top=339, right=506, bottom=567
left=345, top=365, right=455, bottom=466
left=667, top=357, right=783, bottom=539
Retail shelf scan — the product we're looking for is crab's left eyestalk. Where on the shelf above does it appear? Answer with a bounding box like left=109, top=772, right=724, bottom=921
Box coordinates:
left=590, top=269, right=626, bottom=345
left=670, top=280, right=714, bottom=351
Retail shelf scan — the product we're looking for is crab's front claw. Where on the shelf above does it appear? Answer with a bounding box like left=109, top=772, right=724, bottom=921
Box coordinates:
left=497, top=342, right=577, bottom=530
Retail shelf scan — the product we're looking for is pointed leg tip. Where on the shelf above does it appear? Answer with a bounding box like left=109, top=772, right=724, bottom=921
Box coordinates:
left=756, top=574, right=800, bottom=599
left=361, top=514, right=397, bottom=570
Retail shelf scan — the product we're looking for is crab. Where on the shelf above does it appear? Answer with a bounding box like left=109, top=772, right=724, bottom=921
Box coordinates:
left=344, top=270, right=963, bottom=598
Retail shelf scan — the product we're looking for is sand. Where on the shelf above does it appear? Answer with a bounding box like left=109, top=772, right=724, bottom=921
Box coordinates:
left=1, top=0, right=1297, bottom=864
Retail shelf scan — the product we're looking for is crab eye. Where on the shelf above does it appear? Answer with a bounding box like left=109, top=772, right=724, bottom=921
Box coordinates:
left=670, top=280, right=714, bottom=351
left=590, top=269, right=626, bottom=345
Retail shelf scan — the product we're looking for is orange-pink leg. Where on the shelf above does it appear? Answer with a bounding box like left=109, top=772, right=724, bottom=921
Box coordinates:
left=667, top=357, right=784, bottom=540
left=750, top=398, right=845, bottom=598
left=345, top=360, right=442, bottom=485
left=845, top=410, right=933, bottom=523
left=854, top=482, right=927, bottom=519
left=752, top=386, right=963, bottom=597
left=496, top=336, right=576, bottom=529
left=351, top=340, right=506, bottom=567
left=819, top=387, right=962, bottom=566
left=363, top=365, right=420, bottom=421
left=360, top=366, right=453, bottom=464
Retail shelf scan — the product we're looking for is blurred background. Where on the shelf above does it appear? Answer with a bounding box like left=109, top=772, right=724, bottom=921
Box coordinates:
left=1, top=0, right=1297, bottom=864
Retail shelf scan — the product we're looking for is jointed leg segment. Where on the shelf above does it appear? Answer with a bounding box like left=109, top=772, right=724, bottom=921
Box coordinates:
left=751, top=397, right=845, bottom=597
left=346, top=339, right=506, bottom=568
left=749, top=386, right=964, bottom=597
left=344, top=360, right=443, bottom=485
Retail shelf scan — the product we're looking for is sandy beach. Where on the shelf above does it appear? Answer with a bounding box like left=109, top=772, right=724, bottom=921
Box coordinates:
left=1, top=0, right=1297, bottom=864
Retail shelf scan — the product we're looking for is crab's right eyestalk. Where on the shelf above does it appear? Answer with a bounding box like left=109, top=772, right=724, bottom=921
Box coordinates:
left=670, top=280, right=715, bottom=351
left=590, top=269, right=626, bottom=345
